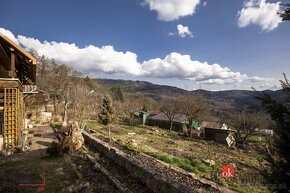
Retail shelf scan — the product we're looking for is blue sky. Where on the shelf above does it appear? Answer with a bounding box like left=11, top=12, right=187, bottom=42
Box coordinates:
left=0, top=0, right=289, bottom=90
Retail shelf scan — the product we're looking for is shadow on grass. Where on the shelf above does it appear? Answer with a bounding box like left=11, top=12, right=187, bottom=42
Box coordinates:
left=36, top=141, right=52, bottom=147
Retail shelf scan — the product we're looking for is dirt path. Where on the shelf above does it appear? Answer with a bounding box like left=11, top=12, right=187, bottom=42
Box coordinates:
left=29, top=125, right=58, bottom=151
left=0, top=125, right=58, bottom=163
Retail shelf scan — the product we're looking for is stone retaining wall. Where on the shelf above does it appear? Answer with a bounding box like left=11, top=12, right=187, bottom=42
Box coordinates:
left=83, top=131, right=196, bottom=193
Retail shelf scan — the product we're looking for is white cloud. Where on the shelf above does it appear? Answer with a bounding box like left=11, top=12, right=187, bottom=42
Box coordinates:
left=0, top=28, right=270, bottom=86
left=0, top=28, right=20, bottom=44
left=143, top=0, right=200, bottom=21
left=248, top=76, right=273, bottom=82
left=141, top=52, right=249, bottom=84
left=238, top=0, right=282, bottom=31
left=203, top=1, right=207, bottom=6
left=259, top=83, right=280, bottom=90
left=168, top=32, right=175, bottom=36
left=17, top=35, right=143, bottom=76
left=177, top=24, right=193, bottom=38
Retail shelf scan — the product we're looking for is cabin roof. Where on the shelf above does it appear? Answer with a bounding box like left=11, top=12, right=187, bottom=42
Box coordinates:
left=0, top=33, right=36, bottom=84
left=150, top=113, right=188, bottom=123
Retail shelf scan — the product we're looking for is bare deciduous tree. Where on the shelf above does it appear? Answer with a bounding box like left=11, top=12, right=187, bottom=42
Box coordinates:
left=180, top=92, right=209, bottom=137
left=226, top=111, right=268, bottom=146
left=55, top=64, right=74, bottom=126
left=119, top=94, right=141, bottom=124
left=69, top=79, right=99, bottom=131
left=160, top=98, right=180, bottom=131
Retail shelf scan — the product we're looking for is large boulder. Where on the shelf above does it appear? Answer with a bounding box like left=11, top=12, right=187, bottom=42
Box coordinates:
left=62, top=122, right=84, bottom=152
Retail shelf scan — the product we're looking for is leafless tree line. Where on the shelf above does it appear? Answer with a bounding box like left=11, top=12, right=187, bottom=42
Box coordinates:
left=27, top=49, right=102, bottom=129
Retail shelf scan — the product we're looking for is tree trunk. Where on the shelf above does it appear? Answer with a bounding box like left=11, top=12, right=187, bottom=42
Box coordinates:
left=62, top=98, right=69, bottom=127
left=53, top=95, right=57, bottom=115
left=129, top=113, right=133, bottom=125
left=188, top=120, right=192, bottom=138
left=240, top=133, right=250, bottom=145
left=108, top=124, right=111, bottom=141
left=169, top=120, right=173, bottom=131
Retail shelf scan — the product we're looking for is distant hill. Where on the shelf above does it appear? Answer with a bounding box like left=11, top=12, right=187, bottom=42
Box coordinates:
left=196, top=89, right=285, bottom=111
left=97, top=79, right=186, bottom=96
left=96, top=78, right=286, bottom=111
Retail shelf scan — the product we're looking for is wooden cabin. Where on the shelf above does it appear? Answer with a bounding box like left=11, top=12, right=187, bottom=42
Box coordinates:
left=0, top=33, right=36, bottom=150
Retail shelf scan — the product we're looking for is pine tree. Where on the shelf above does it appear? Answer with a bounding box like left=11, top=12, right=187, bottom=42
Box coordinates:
left=141, top=104, right=148, bottom=112
left=111, top=86, right=124, bottom=102
left=280, top=3, right=290, bottom=21
left=256, top=73, right=290, bottom=191
left=98, top=95, right=116, bottom=140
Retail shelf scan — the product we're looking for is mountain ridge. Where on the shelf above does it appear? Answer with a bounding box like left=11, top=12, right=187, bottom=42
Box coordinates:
left=96, top=78, right=285, bottom=111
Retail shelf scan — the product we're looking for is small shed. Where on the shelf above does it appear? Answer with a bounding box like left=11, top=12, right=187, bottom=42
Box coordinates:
left=202, top=121, right=236, bottom=147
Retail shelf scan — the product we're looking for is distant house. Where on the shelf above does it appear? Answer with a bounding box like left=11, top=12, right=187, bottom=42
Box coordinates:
left=201, top=121, right=236, bottom=147
left=258, top=129, right=273, bottom=136
left=147, top=113, right=188, bottom=131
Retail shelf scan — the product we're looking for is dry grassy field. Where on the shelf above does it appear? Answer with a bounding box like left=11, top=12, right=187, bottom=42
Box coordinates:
left=86, top=121, right=272, bottom=193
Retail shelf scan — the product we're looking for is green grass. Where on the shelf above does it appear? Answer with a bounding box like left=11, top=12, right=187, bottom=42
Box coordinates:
left=86, top=120, right=102, bottom=129
left=246, top=135, right=266, bottom=143
left=146, top=151, right=174, bottom=163
left=123, top=143, right=210, bottom=174
left=145, top=151, right=210, bottom=173
left=124, top=143, right=142, bottom=153
left=50, top=121, right=62, bottom=129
